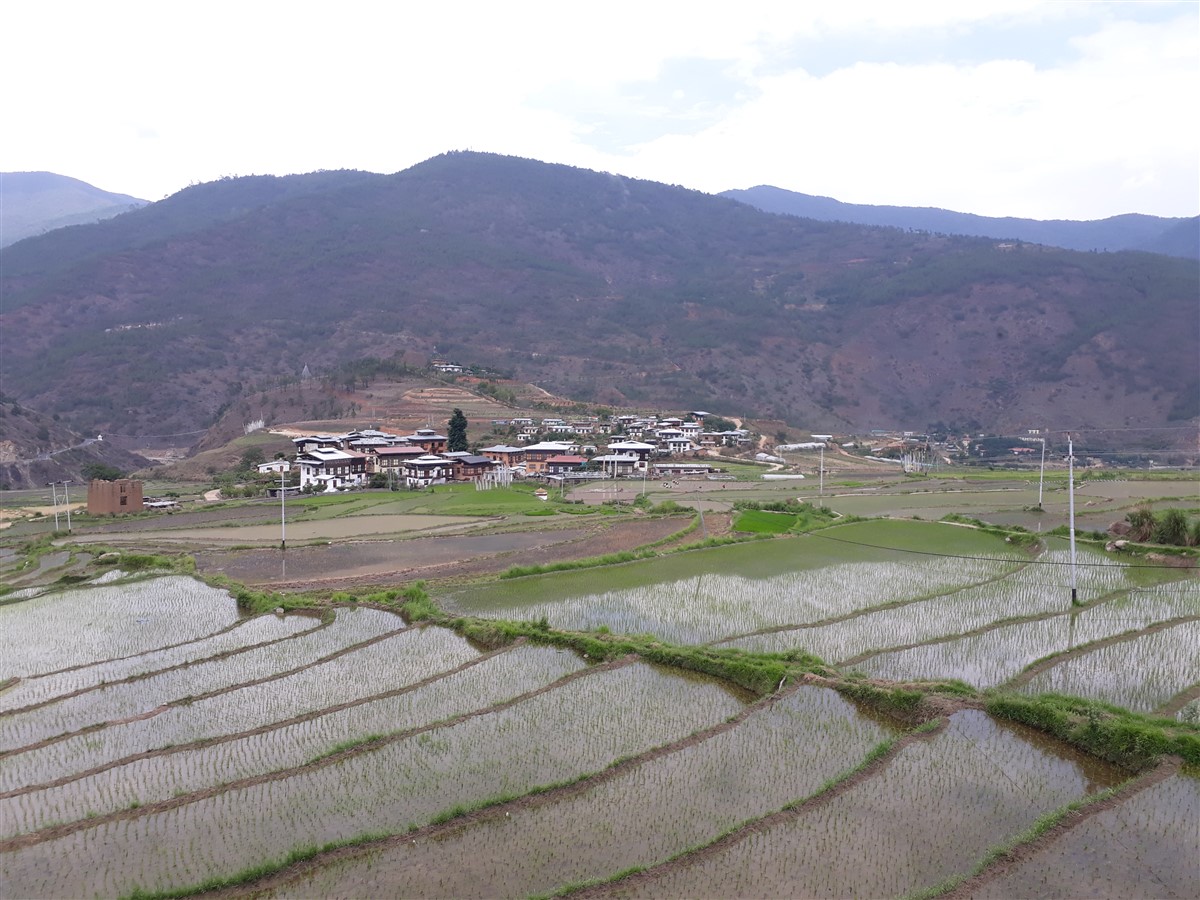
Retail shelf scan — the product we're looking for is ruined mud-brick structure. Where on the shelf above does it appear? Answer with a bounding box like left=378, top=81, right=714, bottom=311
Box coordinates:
left=87, top=479, right=144, bottom=515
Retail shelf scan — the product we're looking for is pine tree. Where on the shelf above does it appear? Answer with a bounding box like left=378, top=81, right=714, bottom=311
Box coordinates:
left=447, top=408, right=468, bottom=452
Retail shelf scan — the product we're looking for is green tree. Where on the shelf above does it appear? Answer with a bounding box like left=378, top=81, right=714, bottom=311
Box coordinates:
left=82, top=462, right=124, bottom=481
left=447, top=408, right=469, bottom=452
left=704, top=415, right=737, bottom=432
left=239, top=447, right=266, bottom=471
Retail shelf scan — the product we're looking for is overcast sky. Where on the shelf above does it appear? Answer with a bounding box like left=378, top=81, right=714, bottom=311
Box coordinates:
left=3, top=0, right=1196, bottom=220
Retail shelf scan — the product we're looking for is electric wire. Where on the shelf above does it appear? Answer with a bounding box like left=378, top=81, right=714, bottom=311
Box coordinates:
left=798, top=528, right=1200, bottom=571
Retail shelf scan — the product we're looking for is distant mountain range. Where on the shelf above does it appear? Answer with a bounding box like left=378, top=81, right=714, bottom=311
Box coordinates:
left=0, top=172, right=147, bottom=248
left=721, top=186, right=1199, bottom=260
left=1, top=153, right=1196, bottom=447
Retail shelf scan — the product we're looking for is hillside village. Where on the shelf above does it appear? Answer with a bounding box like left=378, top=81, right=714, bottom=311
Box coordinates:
left=276, top=412, right=755, bottom=493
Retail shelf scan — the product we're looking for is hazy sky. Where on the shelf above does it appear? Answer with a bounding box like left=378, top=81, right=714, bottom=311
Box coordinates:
left=3, top=0, right=1197, bottom=220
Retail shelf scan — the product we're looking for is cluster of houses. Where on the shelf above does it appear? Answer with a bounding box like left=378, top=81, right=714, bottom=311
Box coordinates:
left=261, top=413, right=753, bottom=493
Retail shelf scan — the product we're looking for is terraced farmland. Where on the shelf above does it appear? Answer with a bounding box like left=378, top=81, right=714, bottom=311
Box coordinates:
left=1, top=515, right=1197, bottom=898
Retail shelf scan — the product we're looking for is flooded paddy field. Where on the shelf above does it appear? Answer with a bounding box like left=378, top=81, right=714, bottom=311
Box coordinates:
left=0, top=577, right=241, bottom=676
left=855, top=577, right=1199, bottom=692
left=2, top=498, right=1197, bottom=898
left=442, top=520, right=1021, bottom=642
left=971, top=769, right=1200, bottom=899
left=599, top=710, right=1123, bottom=899
left=255, top=685, right=898, bottom=898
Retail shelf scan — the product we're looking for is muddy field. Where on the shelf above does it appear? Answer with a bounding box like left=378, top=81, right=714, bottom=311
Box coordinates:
left=72, top=514, right=488, bottom=547
left=196, top=516, right=692, bottom=590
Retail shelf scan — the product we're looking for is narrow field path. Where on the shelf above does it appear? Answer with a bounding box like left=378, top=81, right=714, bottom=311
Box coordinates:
left=1156, top=682, right=1200, bottom=718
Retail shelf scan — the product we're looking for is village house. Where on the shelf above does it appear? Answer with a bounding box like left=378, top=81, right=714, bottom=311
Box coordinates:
left=479, top=444, right=526, bottom=467
left=522, top=441, right=576, bottom=474
left=544, top=454, right=587, bottom=475
left=372, top=445, right=429, bottom=476
left=448, top=454, right=498, bottom=482
left=607, top=440, right=656, bottom=471
left=292, top=434, right=342, bottom=454
left=403, top=428, right=449, bottom=454
left=87, top=478, right=144, bottom=515
left=295, top=448, right=369, bottom=491
left=653, top=461, right=718, bottom=476
left=591, top=453, right=641, bottom=477
left=401, top=454, right=452, bottom=488
left=664, top=435, right=697, bottom=455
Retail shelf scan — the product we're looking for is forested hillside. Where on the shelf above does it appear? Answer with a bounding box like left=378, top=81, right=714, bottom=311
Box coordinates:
left=1, top=152, right=1196, bottom=441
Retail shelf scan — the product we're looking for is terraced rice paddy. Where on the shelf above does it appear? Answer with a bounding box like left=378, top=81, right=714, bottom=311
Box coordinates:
left=1, top=642, right=586, bottom=839
left=856, top=578, right=1199, bottom=689
left=0, top=577, right=241, bottom=676
left=601, top=710, right=1123, bottom=899
left=972, top=771, right=1200, bottom=899
left=0, top=611, right=320, bottom=712
left=256, top=685, right=898, bottom=898
left=2, top=661, right=745, bottom=897
left=1019, top=620, right=1200, bottom=712
left=447, top=521, right=1023, bottom=644
left=1, top=516, right=1197, bottom=898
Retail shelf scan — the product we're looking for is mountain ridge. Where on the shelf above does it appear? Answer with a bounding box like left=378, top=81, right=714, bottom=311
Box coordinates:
left=1, top=152, right=1195, bottom=445
left=0, top=172, right=149, bottom=248
left=720, top=185, right=1198, bottom=260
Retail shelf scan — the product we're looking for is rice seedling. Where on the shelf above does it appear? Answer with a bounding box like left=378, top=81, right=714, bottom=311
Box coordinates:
left=856, top=579, right=1200, bottom=689
left=0, top=607, right=407, bottom=752
left=970, top=772, right=1200, bottom=898
left=0, top=662, right=743, bottom=897
left=0, top=620, right=474, bottom=793
left=250, top=685, right=898, bottom=899
left=0, top=577, right=240, bottom=678
left=454, top=554, right=1014, bottom=646
left=726, top=548, right=1149, bottom=662
left=601, top=709, right=1123, bottom=899
left=0, top=613, right=319, bottom=713
left=0, top=642, right=583, bottom=838
left=1019, top=621, right=1200, bottom=712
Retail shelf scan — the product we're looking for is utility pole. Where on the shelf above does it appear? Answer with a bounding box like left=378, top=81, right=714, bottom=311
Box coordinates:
left=819, top=445, right=825, bottom=500
left=1038, top=436, right=1046, bottom=509
left=280, top=468, right=287, bottom=551
left=61, top=481, right=72, bottom=532
left=48, top=482, right=60, bottom=531
left=1067, top=435, right=1078, bottom=606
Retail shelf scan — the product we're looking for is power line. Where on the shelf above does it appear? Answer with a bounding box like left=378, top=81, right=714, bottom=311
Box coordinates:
left=799, top=530, right=1200, bottom=571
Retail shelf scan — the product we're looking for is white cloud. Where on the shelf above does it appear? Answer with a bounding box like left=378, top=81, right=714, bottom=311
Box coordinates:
left=1, top=1, right=1195, bottom=218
